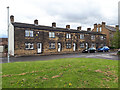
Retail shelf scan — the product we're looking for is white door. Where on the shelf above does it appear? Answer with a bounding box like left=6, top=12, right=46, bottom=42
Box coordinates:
left=37, top=43, right=42, bottom=53
left=58, top=43, right=61, bottom=52
left=73, top=43, right=76, bottom=51
left=86, top=43, right=88, bottom=49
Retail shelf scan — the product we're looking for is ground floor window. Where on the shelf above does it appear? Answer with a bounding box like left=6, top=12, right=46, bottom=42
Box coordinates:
left=101, top=44, right=104, bottom=47
left=91, top=43, right=95, bottom=48
left=25, top=43, right=34, bottom=50
left=49, top=43, right=55, bottom=49
left=66, top=43, right=71, bottom=49
left=80, top=43, right=84, bottom=48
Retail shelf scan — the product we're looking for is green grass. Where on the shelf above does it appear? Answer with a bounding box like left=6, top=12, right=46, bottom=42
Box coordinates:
left=2, top=58, right=118, bottom=88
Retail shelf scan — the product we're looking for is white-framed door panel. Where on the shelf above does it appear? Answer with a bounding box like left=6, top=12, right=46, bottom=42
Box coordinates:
left=37, top=43, right=42, bottom=53
left=58, top=43, right=61, bottom=52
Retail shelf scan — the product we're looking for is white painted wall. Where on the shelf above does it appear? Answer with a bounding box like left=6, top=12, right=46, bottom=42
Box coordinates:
left=9, top=24, right=14, bottom=56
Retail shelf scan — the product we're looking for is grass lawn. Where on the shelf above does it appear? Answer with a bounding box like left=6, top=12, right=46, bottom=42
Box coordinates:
left=2, top=58, right=118, bottom=88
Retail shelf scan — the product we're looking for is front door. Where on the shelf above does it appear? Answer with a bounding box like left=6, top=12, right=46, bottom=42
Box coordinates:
left=73, top=43, right=76, bottom=51
left=86, top=43, right=88, bottom=49
left=37, top=43, right=42, bottom=53
left=58, top=43, right=61, bottom=52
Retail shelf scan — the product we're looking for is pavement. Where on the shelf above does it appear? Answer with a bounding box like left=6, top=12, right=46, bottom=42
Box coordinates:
left=0, top=52, right=119, bottom=63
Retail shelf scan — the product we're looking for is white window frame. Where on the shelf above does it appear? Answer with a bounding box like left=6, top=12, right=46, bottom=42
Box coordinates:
left=25, top=43, right=34, bottom=50
left=66, top=33, right=71, bottom=39
left=80, top=34, right=84, bottom=39
left=49, top=32, right=55, bottom=38
left=49, top=43, right=55, bottom=49
left=80, top=43, right=84, bottom=48
left=66, top=43, right=71, bottom=49
left=25, top=30, right=33, bottom=37
left=91, top=43, right=95, bottom=48
left=97, top=28, right=99, bottom=32
left=91, top=35, right=95, bottom=40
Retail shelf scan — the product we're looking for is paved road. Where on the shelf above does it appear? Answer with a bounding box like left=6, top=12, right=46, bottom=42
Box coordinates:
left=0, top=52, right=119, bottom=63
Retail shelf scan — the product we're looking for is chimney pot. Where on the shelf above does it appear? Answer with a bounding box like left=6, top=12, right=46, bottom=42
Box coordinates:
left=66, top=25, right=70, bottom=29
left=52, top=22, right=56, bottom=27
left=77, top=26, right=81, bottom=31
left=34, top=19, right=38, bottom=25
left=102, top=22, right=106, bottom=25
left=10, top=15, right=14, bottom=23
left=87, top=28, right=91, bottom=32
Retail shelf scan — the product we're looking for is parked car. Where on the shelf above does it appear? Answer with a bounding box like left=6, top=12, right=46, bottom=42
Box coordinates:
left=82, top=49, right=88, bottom=53
left=88, top=47, right=96, bottom=53
left=97, top=46, right=110, bottom=52
left=82, top=47, right=96, bottom=53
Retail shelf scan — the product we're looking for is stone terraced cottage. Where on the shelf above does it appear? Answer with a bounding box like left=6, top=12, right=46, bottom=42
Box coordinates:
left=9, top=15, right=106, bottom=56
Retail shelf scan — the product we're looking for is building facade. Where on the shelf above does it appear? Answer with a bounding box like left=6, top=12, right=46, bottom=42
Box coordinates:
left=92, top=22, right=119, bottom=47
left=9, top=15, right=106, bottom=56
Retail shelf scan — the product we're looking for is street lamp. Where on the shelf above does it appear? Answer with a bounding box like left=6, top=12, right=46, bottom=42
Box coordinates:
left=7, top=6, right=9, bottom=63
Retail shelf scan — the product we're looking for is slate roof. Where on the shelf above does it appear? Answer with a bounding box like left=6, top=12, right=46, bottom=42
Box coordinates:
left=12, top=22, right=105, bottom=36
left=105, top=25, right=117, bottom=31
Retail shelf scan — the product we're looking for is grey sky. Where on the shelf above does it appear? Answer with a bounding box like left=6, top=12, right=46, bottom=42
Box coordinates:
left=0, top=0, right=119, bottom=37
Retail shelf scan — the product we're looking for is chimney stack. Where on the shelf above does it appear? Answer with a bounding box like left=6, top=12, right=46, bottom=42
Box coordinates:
left=94, top=23, right=97, bottom=28
left=66, top=25, right=70, bottom=29
left=87, top=28, right=91, bottom=32
left=102, top=22, right=106, bottom=27
left=10, top=15, right=14, bottom=23
left=34, top=19, right=38, bottom=25
left=77, top=26, right=81, bottom=31
left=52, top=22, right=56, bottom=27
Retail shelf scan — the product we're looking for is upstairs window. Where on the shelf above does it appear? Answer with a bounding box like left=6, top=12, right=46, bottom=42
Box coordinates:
left=25, top=43, right=34, bottom=50
left=49, top=43, right=55, bottom=49
left=66, top=33, right=71, bottom=39
left=91, top=35, right=95, bottom=40
left=49, top=32, right=55, bottom=38
left=80, top=34, right=84, bottom=39
left=25, top=30, right=33, bottom=37
left=80, top=43, right=84, bottom=48
left=66, top=43, right=71, bottom=49
left=97, top=28, right=99, bottom=32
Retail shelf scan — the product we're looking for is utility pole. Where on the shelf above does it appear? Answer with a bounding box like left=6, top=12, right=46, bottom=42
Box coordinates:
left=118, top=1, right=120, bottom=29
left=7, top=6, right=10, bottom=63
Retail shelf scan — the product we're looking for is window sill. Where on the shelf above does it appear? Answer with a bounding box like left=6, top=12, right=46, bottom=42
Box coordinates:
left=49, top=48, right=56, bottom=49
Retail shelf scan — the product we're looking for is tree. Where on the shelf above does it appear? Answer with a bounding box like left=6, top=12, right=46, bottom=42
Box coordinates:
left=111, top=30, right=120, bottom=49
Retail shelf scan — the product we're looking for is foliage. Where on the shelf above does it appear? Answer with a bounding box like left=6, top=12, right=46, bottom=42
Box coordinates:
left=111, top=30, right=120, bottom=49
left=117, top=51, right=120, bottom=55
left=2, top=58, right=118, bottom=88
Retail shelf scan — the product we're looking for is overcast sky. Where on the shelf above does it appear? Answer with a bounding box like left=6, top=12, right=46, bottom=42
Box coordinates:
left=0, top=0, right=119, bottom=38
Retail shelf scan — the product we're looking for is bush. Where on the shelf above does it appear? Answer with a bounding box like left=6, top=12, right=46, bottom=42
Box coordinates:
left=117, top=51, right=120, bottom=55
left=109, top=46, right=116, bottom=49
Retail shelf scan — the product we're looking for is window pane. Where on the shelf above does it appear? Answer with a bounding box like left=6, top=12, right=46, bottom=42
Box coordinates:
left=49, top=32, right=51, bottom=38
left=52, top=32, right=55, bottom=37
left=66, top=34, right=68, bottom=38
left=30, top=43, right=33, bottom=49
left=30, top=31, right=33, bottom=37
left=25, top=30, right=29, bottom=37
left=97, top=28, right=98, bottom=32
